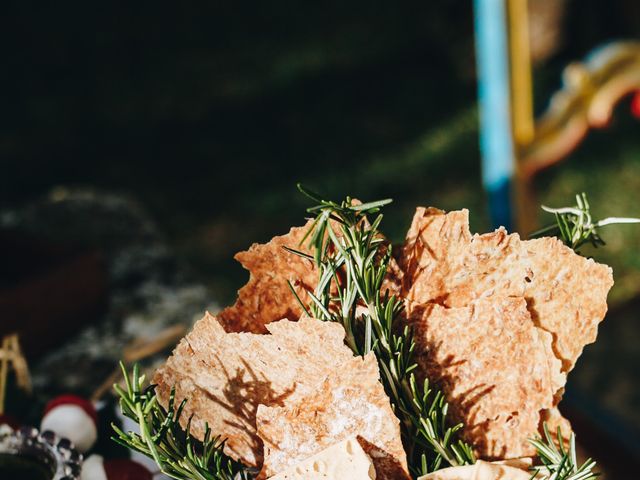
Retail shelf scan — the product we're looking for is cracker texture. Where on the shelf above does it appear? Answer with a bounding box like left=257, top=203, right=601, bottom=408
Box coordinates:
left=256, top=353, right=409, bottom=480
left=154, top=205, right=613, bottom=470
left=409, top=297, right=564, bottom=458
left=153, top=314, right=354, bottom=466
left=401, top=207, right=613, bottom=372
left=218, top=222, right=317, bottom=333
left=219, top=219, right=402, bottom=334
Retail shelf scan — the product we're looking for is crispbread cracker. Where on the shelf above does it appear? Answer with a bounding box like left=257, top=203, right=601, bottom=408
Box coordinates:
left=401, top=207, right=613, bottom=372
left=218, top=222, right=317, bottom=333
left=256, top=353, right=410, bottom=480
left=418, top=460, right=538, bottom=479
left=522, top=236, right=612, bottom=370
left=408, top=297, right=564, bottom=458
left=219, top=218, right=402, bottom=334
left=153, top=314, right=354, bottom=466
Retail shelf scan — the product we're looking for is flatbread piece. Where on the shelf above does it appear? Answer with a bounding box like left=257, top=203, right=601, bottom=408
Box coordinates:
left=401, top=207, right=613, bottom=372
left=418, top=460, right=538, bottom=479
left=218, top=222, right=317, bottom=333
left=408, top=297, right=564, bottom=459
left=153, top=314, right=354, bottom=466
left=256, top=353, right=409, bottom=480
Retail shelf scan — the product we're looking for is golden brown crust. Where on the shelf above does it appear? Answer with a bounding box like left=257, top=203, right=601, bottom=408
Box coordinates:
left=256, top=354, right=409, bottom=480
left=218, top=222, right=317, bottom=333
left=218, top=218, right=402, bottom=334
left=522, top=237, right=613, bottom=371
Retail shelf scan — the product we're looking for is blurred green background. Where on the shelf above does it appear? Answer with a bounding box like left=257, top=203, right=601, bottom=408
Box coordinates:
left=1, top=0, right=640, bottom=465
left=3, top=0, right=639, bottom=303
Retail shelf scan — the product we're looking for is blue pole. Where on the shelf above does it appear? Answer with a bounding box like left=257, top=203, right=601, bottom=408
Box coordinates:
left=474, top=0, right=515, bottom=230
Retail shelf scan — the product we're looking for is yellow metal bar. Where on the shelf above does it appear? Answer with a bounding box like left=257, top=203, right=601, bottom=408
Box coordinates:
left=507, top=0, right=537, bottom=235
left=508, top=0, right=535, bottom=148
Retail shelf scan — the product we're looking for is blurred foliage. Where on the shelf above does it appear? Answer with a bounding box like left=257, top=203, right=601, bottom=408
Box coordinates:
left=1, top=0, right=639, bottom=305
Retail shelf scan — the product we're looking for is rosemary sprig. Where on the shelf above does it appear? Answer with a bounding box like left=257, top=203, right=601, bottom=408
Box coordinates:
left=290, top=184, right=474, bottom=476
left=529, top=424, right=599, bottom=480
left=530, top=192, right=640, bottom=250
left=111, top=362, right=251, bottom=480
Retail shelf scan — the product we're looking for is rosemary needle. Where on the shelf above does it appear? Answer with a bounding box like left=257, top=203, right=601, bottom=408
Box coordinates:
left=530, top=192, right=640, bottom=251
left=292, top=184, right=475, bottom=476
left=529, top=424, right=599, bottom=480
left=111, top=362, right=251, bottom=480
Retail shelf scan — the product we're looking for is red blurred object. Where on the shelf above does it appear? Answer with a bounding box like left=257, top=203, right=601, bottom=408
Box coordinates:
left=41, top=394, right=98, bottom=453
left=43, top=394, right=98, bottom=426
left=104, top=459, right=153, bottom=480
left=631, top=91, right=640, bottom=119
left=0, top=413, right=19, bottom=429
left=0, top=231, right=107, bottom=358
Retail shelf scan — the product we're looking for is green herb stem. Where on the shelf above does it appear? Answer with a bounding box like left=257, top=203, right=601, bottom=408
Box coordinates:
left=111, top=362, right=251, bottom=480
left=292, top=184, right=475, bottom=476
left=529, top=424, right=599, bottom=480
left=530, top=192, right=639, bottom=250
